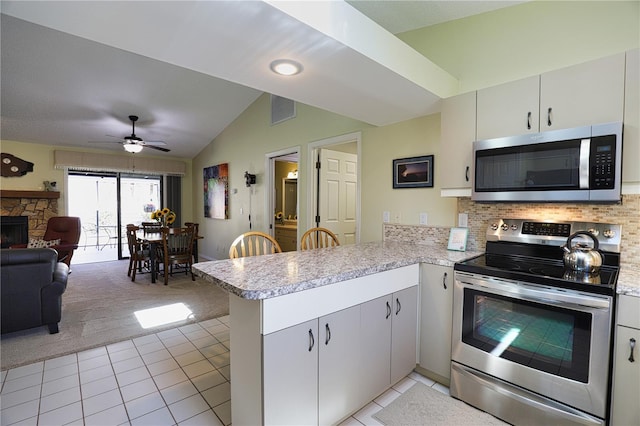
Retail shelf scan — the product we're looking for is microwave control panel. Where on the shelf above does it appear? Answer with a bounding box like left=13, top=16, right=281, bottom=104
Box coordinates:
left=590, top=134, right=616, bottom=189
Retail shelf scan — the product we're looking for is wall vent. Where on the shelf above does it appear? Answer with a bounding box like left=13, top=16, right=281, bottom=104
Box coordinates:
left=271, top=95, right=296, bottom=125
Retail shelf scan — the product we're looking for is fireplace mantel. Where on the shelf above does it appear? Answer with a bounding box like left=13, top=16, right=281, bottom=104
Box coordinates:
left=0, top=190, right=60, bottom=199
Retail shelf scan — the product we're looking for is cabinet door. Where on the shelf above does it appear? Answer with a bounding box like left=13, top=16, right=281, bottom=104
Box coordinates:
left=359, top=295, right=392, bottom=403
left=611, top=325, right=640, bottom=426
left=540, top=53, right=625, bottom=131
left=263, top=319, right=318, bottom=425
left=476, top=75, right=540, bottom=141
left=440, top=91, right=477, bottom=190
left=419, top=264, right=453, bottom=382
left=390, top=286, right=418, bottom=384
left=318, top=305, right=361, bottom=426
left=623, top=48, right=640, bottom=185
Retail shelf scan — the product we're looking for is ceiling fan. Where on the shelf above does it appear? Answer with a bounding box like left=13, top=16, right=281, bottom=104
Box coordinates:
left=89, top=115, right=171, bottom=153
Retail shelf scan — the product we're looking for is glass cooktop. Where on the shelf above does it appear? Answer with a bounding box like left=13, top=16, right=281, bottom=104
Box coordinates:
left=455, top=253, right=619, bottom=296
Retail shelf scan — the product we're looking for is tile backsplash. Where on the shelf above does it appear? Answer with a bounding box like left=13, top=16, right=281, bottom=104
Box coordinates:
left=384, top=194, right=639, bottom=270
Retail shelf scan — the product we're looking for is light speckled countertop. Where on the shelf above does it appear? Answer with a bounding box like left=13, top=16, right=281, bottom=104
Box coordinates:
left=193, top=240, right=639, bottom=300
left=617, top=269, right=640, bottom=297
left=192, top=241, right=481, bottom=300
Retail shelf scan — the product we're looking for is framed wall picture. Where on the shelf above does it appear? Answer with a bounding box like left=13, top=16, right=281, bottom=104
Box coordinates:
left=203, top=163, right=229, bottom=219
left=392, top=155, right=434, bottom=188
left=448, top=227, right=469, bottom=251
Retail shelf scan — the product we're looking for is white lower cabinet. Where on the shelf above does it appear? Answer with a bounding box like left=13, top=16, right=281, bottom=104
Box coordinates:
left=263, top=319, right=318, bottom=426
left=231, top=265, right=420, bottom=425
left=359, top=286, right=418, bottom=405
left=390, top=286, right=419, bottom=384
left=318, top=306, right=362, bottom=426
left=611, top=295, right=640, bottom=425
left=263, top=307, right=361, bottom=426
left=263, top=286, right=418, bottom=425
left=418, top=263, right=454, bottom=384
left=359, top=295, right=393, bottom=405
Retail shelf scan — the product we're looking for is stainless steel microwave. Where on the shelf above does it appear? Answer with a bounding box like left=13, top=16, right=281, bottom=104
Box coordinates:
left=472, top=122, right=622, bottom=203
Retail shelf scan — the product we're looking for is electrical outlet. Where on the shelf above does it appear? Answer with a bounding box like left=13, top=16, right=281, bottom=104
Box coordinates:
left=419, top=213, right=428, bottom=225
left=383, top=211, right=390, bottom=223
left=393, top=212, right=401, bottom=223
left=458, top=213, right=468, bottom=227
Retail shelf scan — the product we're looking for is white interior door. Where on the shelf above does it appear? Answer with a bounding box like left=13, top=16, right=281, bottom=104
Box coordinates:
left=318, top=149, right=357, bottom=245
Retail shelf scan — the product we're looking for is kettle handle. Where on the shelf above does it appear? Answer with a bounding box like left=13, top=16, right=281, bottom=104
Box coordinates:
left=567, top=231, right=600, bottom=250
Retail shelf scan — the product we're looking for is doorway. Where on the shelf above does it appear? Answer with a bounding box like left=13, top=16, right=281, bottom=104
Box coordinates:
left=68, top=172, right=162, bottom=263
left=308, top=132, right=361, bottom=245
left=267, top=149, right=299, bottom=252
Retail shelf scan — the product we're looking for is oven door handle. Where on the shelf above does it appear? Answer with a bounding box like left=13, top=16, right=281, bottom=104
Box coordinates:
left=458, top=275, right=610, bottom=310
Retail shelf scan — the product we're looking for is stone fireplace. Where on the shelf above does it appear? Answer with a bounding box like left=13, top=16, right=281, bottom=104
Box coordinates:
left=0, top=190, right=60, bottom=241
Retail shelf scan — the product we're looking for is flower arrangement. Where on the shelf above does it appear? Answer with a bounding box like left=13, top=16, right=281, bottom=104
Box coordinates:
left=151, top=207, right=176, bottom=227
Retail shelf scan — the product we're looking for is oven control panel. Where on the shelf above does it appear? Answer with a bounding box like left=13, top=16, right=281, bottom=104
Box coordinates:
left=487, top=218, right=622, bottom=253
left=521, top=221, right=571, bottom=237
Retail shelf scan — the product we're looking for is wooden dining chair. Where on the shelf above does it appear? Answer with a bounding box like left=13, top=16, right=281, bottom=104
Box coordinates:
left=141, top=221, right=163, bottom=234
left=300, top=227, right=340, bottom=250
left=185, top=222, right=200, bottom=263
left=229, top=231, right=282, bottom=259
left=126, top=224, right=151, bottom=282
left=160, top=227, right=196, bottom=285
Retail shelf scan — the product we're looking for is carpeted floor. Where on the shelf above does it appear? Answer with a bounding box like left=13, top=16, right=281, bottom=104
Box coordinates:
left=374, top=382, right=509, bottom=426
left=0, top=260, right=229, bottom=371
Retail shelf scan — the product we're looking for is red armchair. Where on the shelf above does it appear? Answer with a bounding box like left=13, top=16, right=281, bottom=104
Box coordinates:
left=12, top=216, right=81, bottom=267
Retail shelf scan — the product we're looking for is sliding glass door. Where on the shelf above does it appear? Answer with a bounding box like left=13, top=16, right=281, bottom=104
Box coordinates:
left=68, top=172, right=162, bottom=264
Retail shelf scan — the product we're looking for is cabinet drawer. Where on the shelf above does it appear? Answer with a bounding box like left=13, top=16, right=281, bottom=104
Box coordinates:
left=617, top=295, right=640, bottom=329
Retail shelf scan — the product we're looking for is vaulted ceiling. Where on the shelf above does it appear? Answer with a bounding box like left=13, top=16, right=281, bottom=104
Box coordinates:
left=1, top=1, right=522, bottom=158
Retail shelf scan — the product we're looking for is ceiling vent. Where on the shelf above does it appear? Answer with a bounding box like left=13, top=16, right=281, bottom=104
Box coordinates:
left=271, top=95, right=296, bottom=125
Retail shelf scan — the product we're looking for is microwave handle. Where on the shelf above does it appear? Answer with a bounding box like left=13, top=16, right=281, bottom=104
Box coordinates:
left=579, top=138, right=591, bottom=189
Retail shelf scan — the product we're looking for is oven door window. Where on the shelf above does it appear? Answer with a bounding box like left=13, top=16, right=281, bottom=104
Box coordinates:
left=475, top=139, right=583, bottom=192
left=462, top=288, right=591, bottom=383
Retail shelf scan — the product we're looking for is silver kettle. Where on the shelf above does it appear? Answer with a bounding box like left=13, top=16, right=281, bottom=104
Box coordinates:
left=562, top=231, right=604, bottom=274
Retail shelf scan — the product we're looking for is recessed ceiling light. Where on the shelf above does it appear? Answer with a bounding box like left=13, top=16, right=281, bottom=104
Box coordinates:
left=270, top=59, right=303, bottom=76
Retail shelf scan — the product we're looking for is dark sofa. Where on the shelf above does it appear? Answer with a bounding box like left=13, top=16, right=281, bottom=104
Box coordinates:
left=1, top=248, right=69, bottom=334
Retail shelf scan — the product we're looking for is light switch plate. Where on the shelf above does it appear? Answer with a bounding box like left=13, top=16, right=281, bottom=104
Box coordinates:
left=383, top=211, right=390, bottom=223
left=458, top=213, right=468, bottom=227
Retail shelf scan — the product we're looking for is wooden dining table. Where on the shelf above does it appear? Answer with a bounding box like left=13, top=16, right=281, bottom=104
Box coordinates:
left=136, top=229, right=202, bottom=284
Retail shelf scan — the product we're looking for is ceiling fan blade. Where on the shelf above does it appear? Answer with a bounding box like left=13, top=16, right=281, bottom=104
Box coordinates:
left=88, top=140, right=123, bottom=144
left=145, top=145, right=171, bottom=153
left=142, top=140, right=167, bottom=146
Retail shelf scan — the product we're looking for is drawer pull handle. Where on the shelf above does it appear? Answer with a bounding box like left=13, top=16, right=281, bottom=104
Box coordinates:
left=308, top=329, right=314, bottom=352
left=443, top=272, right=448, bottom=290
left=386, top=301, right=391, bottom=319
left=465, top=166, right=470, bottom=182
left=629, top=338, right=636, bottom=363
left=527, top=111, right=532, bottom=130
left=547, top=107, right=553, bottom=127
left=325, top=323, right=331, bottom=345
left=395, top=298, right=401, bottom=315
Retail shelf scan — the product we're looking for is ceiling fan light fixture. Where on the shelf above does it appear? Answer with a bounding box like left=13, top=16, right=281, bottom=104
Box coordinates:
left=270, top=59, right=303, bottom=76
left=124, top=143, right=143, bottom=153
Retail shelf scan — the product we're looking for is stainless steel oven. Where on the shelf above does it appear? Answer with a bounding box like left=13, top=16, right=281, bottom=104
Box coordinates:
left=451, top=219, right=621, bottom=426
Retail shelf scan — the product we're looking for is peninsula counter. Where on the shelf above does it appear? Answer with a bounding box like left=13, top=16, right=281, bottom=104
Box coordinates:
left=192, top=241, right=480, bottom=425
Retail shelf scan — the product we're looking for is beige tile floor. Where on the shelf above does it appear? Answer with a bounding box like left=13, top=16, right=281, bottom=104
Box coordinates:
left=1, top=315, right=447, bottom=425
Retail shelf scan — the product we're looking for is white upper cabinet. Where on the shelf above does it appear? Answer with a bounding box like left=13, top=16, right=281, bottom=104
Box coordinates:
left=440, top=91, right=477, bottom=191
left=623, top=48, right=639, bottom=187
left=477, top=75, right=540, bottom=141
left=476, top=53, right=626, bottom=141
left=540, top=53, right=625, bottom=131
